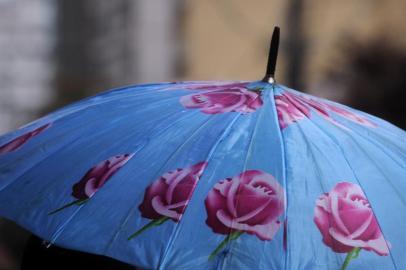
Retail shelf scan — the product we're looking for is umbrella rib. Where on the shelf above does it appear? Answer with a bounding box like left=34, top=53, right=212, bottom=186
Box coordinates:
left=158, top=90, right=265, bottom=269
left=100, top=113, right=210, bottom=252
left=43, top=112, right=198, bottom=244
left=45, top=108, right=207, bottom=253
left=157, top=113, right=245, bottom=269
left=277, top=88, right=343, bottom=267
left=108, top=112, right=232, bottom=263
left=269, top=85, right=290, bottom=270
left=114, top=115, right=212, bottom=266
left=0, top=84, right=183, bottom=147
left=40, top=92, right=185, bottom=130
left=0, top=94, right=187, bottom=193
left=29, top=108, right=202, bottom=261
left=154, top=113, right=253, bottom=268
left=303, top=115, right=399, bottom=270
left=0, top=98, right=203, bottom=254
left=341, top=121, right=405, bottom=168
left=290, top=121, right=353, bottom=267
left=103, top=87, right=258, bottom=265
left=279, top=86, right=406, bottom=156
left=303, top=106, right=406, bottom=207
left=219, top=90, right=268, bottom=268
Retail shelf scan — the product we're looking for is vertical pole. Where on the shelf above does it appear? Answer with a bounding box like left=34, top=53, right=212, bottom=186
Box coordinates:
left=262, top=26, right=280, bottom=84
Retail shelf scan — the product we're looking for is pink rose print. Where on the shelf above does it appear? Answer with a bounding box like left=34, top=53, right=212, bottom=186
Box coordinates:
left=275, top=94, right=310, bottom=129
left=128, top=161, right=207, bottom=240
left=0, top=123, right=51, bottom=154
left=167, top=81, right=249, bottom=92
left=180, top=83, right=263, bottom=114
left=275, top=91, right=376, bottom=130
left=326, top=104, right=376, bottom=128
left=205, top=170, right=284, bottom=260
left=49, top=153, right=134, bottom=215
left=314, top=182, right=390, bottom=269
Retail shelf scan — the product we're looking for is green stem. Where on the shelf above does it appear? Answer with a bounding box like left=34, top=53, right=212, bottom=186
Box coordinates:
left=127, top=216, right=169, bottom=240
left=341, top=247, right=361, bottom=270
left=208, top=231, right=243, bottom=261
left=48, top=199, right=88, bottom=215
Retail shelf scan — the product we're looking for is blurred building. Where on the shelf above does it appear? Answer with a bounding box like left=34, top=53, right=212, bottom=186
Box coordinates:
left=0, top=0, right=55, bottom=134
left=0, top=0, right=182, bottom=133
left=52, top=0, right=182, bottom=111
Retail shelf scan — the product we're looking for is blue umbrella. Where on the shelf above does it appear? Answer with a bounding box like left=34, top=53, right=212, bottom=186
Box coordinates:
left=0, top=27, right=405, bottom=270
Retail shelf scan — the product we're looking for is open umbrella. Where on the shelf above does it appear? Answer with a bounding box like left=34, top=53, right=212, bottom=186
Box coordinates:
left=0, top=27, right=405, bottom=270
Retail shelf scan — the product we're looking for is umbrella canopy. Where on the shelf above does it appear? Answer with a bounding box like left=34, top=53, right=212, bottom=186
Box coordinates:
left=0, top=80, right=405, bottom=269
left=0, top=28, right=405, bottom=269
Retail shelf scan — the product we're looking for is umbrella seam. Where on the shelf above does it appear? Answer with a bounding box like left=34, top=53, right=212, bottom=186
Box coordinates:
left=103, top=84, right=258, bottom=267
left=0, top=83, right=180, bottom=141
left=278, top=86, right=343, bottom=268
left=43, top=107, right=205, bottom=267
left=43, top=109, right=207, bottom=266
left=288, top=117, right=353, bottom=268
left=3, top=98, right=202, bottom=259
left=44, top=114, right=196, bottom=246
left=0, top=94, right=190, bottom=194
left=303, top=112, right=398, bottom=270
left=110, top=115, right=217, bottom=267
left=155, top=84, right=264, bottom=269
left=98, top=110, right=204, bottom=259
left=270, top=85, right=290, bottom=270
left=218, top=89, right=268, bottom=270
left=157, top=113, right=245, bottom=270
left=343, top=125, right=405, bottom=168
left=279, top=85, right=406, bottom=148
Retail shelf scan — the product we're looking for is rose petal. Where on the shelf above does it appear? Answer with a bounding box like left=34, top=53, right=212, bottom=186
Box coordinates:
left=151, top=196, right=181, bottom=221
left=338, top=207, right=373, bottom=237
left=347, top=211, right=373, bottom=239
left=165, top=169, right=191, bottom=205
left=180, top=86, right=263, bottom=114
left=166, top=161, right=207, bottom=205
left=214, top=178, right=233, bottom=197
left=84, top=177, right=97, bottom=198
left=331, top=182, right=365, bottom=199
left=206, top=170, right=284, bottom=240
left=217, top=209, right=281, bottom=240
left=330, top=193, right=351, bottom=235
left=93, top=154, right=133, bottom=191
left=205, top=189, right=230, bottom=234
left=72, top=153, right=133, bottom=200
left=315, top=205, right=336, bottom=250
left=315, top=193, right=331, bottom=213
left=232, top=184, right=279, bottom=224
left=139, top=178, right=169, bottom=219
left=226, top=180, right=240, bottom=218
left=0, top=123, right=51, bottom=154
left=315, top=202, right=354, bottom=253
left=326, top=104, right=377, bottom=127
left=365, top=237, right=391, bottom=256
left=170, top=179, right=197, bottom=207
left=329, top=227, right=368, bottom=249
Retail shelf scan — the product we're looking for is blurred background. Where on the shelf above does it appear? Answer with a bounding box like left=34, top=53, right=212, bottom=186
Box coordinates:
left=0, top=0, right=405, bottom=269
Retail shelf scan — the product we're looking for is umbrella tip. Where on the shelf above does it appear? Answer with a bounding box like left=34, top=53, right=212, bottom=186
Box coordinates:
left=262, top=26, right=280, bottom=84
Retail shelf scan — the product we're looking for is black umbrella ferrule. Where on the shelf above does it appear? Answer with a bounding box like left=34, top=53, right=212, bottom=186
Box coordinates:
left=262, top=26, right=280, bottom=84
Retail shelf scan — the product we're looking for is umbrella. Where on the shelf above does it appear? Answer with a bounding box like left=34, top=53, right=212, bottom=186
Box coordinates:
left=0, top=27, right=405, bottom=270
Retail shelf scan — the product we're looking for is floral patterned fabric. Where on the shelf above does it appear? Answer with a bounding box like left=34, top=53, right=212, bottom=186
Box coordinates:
left=0, top=81, right=404, bottom=270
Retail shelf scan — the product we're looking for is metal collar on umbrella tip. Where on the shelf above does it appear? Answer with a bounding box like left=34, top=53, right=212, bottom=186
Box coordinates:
left=262, top=26, right=280, bottom=84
